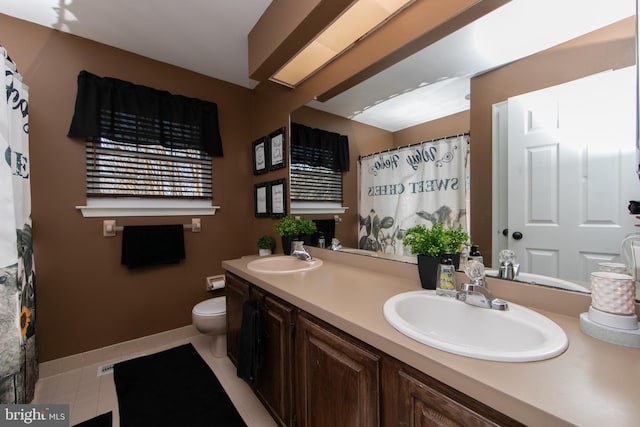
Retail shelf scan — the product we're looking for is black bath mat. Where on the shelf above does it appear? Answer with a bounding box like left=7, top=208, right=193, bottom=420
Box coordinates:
left=113, top=344, right=246, bottom=427
left=72, top=411, right=111, bottom=427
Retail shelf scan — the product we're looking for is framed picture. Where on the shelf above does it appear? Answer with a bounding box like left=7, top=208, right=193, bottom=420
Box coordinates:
left=269, top=127, right=286, bottom=171
left=252, top=137, right=269, bottom=175
left=254, top=182, right=270, bottom=217
left=270, top=178, right=287, bottom=217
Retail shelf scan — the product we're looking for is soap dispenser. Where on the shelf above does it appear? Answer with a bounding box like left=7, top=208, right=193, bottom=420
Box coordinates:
left=436, top=253, right=457, bottom=297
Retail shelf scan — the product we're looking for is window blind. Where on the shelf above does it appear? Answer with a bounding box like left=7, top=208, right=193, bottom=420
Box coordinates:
left=290, top=145, right=342, bottom=202
left=68, top=70, right=223, bottom=157
left=290, top=122, right=349, bottom=171
left=86, top=139, right=212, bottom=199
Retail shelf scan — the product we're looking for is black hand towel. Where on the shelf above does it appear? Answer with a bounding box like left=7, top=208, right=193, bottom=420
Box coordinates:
left=236, top=300, right=262, bottom=386
left=121, top=224, right=185, bottom=269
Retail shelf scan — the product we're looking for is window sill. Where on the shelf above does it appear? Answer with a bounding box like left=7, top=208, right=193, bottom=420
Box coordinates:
left=76, top=199, right=220, bottom=217
left=290, top=202, right=349, bottom=215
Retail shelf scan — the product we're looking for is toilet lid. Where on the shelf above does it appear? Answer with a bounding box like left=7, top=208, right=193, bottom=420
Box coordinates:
left=193, top=296, right=226, bottom=316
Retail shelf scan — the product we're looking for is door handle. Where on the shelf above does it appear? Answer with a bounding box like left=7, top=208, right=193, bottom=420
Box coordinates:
left=512, top=231, right=523, bottom=240
left=502, top=228, right=509, bottom=236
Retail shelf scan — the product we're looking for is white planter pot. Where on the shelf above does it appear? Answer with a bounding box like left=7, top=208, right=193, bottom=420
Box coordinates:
left=259, top=249, right=272, bottom=256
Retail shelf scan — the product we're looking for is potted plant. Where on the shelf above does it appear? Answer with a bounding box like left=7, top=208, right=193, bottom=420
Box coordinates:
left=274, top=216, right=318, bottom=254
left=402, top=221, right=469, bottom=289
left=274, top=216, right=300, bottom=255
left=256, top=235, right=276, bottom=256
left=297, top=216, right=317, bottom=245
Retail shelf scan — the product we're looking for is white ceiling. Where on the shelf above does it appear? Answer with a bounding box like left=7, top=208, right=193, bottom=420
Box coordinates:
left=1, top=0, right=636, bottom=131
left=0, top=0, right=272, bottom=88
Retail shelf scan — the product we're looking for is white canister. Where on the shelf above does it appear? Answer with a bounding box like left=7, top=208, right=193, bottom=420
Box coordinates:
left=597, top=262, right=628, bottom=274
left=590, top=271, right=636, bottom=315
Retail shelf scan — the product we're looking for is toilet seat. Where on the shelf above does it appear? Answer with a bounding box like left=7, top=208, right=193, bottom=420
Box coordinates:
left=193, top=296, right=226, bottom=317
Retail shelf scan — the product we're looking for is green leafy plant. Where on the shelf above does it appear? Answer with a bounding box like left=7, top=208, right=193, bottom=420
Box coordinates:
left=256, top=234, right=276, bottom=250
left=297, top=216, right=317, bottom=235
left=402, top=222, right=469, bottom=257
left=274, top=216, right=299, bottom=237
left=274, top=216, right=317, bottom=237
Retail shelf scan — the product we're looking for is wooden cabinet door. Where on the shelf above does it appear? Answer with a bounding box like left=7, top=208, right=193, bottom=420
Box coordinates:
left=296, top=313, right=381, bottom=427
left=382, top=357, right=524, bottom=427
left=253, top=288, right=294, bottom=427
left=225, top=273, right=250, bottom=366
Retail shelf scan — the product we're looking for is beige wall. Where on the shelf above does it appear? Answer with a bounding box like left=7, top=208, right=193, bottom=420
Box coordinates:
left=393, top=111, right=470, bottom=147
left=0, top=14, right=256, bottom=361
left=2, top=0, right=478, bottom=360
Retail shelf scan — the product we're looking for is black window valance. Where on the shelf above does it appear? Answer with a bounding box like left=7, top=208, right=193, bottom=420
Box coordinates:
left=68, top=70, right=223, bottom=156
left=291, top=122, right=349, bottom=172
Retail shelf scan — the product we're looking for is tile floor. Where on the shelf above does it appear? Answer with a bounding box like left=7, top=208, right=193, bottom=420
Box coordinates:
left=33, top=329, right=278, bottom=427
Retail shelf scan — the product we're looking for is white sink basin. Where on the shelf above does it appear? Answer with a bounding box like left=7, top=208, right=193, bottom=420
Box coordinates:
left=247, top=256, right=323, bottom=273
left=383, top=290, right=568, bottom=362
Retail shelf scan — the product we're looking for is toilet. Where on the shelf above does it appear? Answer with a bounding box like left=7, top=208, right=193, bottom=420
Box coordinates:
left=192, top=296, right=227, bottom=357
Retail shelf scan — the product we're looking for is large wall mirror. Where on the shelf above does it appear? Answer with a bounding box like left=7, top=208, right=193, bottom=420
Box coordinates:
left=290, top=0, right=639, bottom=301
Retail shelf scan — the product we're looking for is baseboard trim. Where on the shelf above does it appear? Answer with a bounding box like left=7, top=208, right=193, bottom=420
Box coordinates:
left=39, top=325, right=199, bottom=378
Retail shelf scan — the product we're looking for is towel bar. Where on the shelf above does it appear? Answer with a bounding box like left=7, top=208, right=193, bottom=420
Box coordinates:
left=103, top=218, right=201, bottom=237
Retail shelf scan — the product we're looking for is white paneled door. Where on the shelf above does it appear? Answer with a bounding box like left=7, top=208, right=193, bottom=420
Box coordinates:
left=505, top=66, right=637, bottom=282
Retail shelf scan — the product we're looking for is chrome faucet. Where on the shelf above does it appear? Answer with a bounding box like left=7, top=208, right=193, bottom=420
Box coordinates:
left=291, top=241, right=314, bottom=262
left=456, top=283, right=509, bottom=310
left=456, top=259, right=509, bottom=310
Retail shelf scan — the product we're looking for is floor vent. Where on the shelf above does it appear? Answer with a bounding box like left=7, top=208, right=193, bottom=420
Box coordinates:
left=96, top=353, right=145, bottom=377
left=97, top=363, right=114, bottom=376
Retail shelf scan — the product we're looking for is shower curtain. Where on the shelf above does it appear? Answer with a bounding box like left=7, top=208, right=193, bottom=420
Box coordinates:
left=358, top=135, right=468, bottom=256
left=0, top=47, right=37, bottom=404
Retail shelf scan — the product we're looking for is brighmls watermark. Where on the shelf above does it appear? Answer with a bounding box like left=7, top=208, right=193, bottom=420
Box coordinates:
left=0, top=405, right=68, bottom=426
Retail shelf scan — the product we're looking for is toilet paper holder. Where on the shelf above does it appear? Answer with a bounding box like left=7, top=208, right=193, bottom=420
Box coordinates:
left=206, top=274, right=225, bottom=291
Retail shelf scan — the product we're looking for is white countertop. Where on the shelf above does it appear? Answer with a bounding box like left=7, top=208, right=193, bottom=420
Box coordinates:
left=223, top=249, right=640, bottom=427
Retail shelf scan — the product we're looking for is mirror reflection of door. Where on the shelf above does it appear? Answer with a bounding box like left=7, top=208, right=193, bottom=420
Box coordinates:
left=493, top=66, right=637, bottom=284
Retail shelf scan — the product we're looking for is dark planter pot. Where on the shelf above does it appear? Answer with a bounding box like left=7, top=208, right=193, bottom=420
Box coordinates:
left=451, top=252, right=461, bottom=270
left=281, top=236, right=307, bottom=255
left=416, top=253, right=461, bottom=290
left=416, top=255, right=440, bottom=290
left=281, top=236, right=295, bottom=255
left=300, top=233, right=313, bottom=246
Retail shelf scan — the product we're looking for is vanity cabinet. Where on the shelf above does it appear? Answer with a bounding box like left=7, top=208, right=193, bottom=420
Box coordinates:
left=225, top=273, right=294, bottom=426
left=295, top=312, right=381, bottom=427
left=252, top=287, right=295, bottom=427
left=225, top=272, right=522, bottom=427
left=225, top=273, right=251, bottom=366
left=382, top=357, right=524, bottom=427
